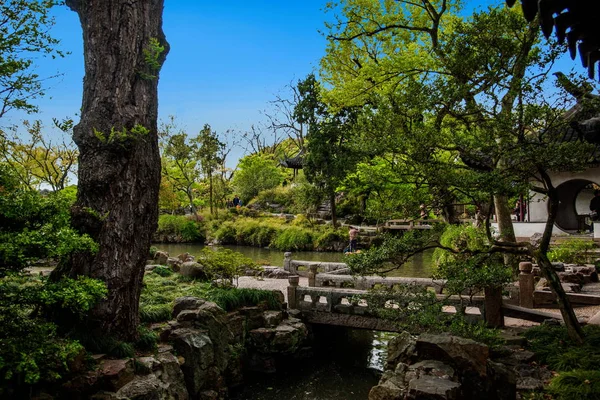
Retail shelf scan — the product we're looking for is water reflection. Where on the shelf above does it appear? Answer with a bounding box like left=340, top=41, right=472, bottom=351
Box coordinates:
left=156, top=243, right=434, bottom=278
left=229, top=327, right=392, bottom=400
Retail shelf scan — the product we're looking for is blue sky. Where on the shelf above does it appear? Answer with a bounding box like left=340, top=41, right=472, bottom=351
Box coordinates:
left=5, top=0, right=589, bottom=166
left=6, top=0, right=331, bottom=163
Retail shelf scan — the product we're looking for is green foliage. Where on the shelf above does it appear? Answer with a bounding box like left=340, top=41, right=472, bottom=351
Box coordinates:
left=291, top=214, right=313, bottom=228
left=252, top=186, right=295, bottom=212
left=524, top=325, right=600, bottom=371
left=0, top=0, right=65, bottom=117
left=139, top=265, right=278, bottom=324
left=232, top=153, right=283, bottom=203
left=156, top=214, right=205, bottom=242
left=140, top=37, right=165, bottom=80
left=548, top=370, right=600, bottom=400
left=152, top=265, right=173, bottom=277
left=345, top=229, right=443, bottom=276
left=205, top=287, right=281, bottom=311
left=235, top=220, right=278, bottom=247
left=548, top=239, right=597, bottom=264
left=135, top=326, right=158, bottom=352
left=0, top=173, right=98, bottom=273
left=314, top=228, right=347, bottom=250
left=93, top=124, right=149, bottom=146
left=139, top=303, right=172, bottom=323
left=214, top=221, right=238, bottom=244
left=197, top=248, right=259, bottom=286
left=433, top=225, right=511, bottom=294
left=271, top=227, right=314, bottom=251
left=0, top=274, right=106, bottom=390
left=354, top=285, right=501, bottom=346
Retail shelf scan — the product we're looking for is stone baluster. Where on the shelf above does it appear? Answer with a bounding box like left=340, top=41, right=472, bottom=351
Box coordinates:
left=308, top=264, right=318, bottom=287
left=288, top=275, right=299, bottom=309
left=283, top=252, right=292, bottom=272
left=519, top=261, right=534, bottom=308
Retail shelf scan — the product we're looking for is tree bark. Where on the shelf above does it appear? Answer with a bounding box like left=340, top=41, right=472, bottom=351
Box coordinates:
left=536, top=169, right=584, bottom=343
left=330, top=191, right=337, bottom=227
left=53, top=0, right=168, bottom=340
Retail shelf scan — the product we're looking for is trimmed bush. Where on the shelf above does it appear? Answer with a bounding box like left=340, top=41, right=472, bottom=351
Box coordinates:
left=235, top=220, right=278, bottom=247
left=315, top=228, right=347, bottom=251
left=271, top=227, right=314, bottom=251
left=155, top=214, right=205, bottom=243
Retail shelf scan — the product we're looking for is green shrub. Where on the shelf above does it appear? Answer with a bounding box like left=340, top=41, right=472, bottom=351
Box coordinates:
left=0, top=178, right=98, bottom=273
left=0, top=274, right=106, bottom=392
left=214, top=221, right=237, bottom=244
left=548, top=239, right=597, bottom=264
left=152, top=265, right=173, bottom=277
left=205, top=287, right=280, bottom=311
left=235, top=220, right=278, bottom=247
left=548, top=370, right=600, bottom=400
left=271, top=227, right=314, bottom=251
left=197, top=248, right=259, bottom=286
left=139, top=303, right=172, bottom=323
left=524, top=324, right=600, bottom=371
left=432, top=225, right=510, bottom=294
left=253, top=186, right=295, bottom=211
left=291, top=214, right=313, bottom=228
left=135, top=326, right=158, bottom=351
left=315, top=228, right=347, bottom=250
left=156, top=214, right=205, bottom=243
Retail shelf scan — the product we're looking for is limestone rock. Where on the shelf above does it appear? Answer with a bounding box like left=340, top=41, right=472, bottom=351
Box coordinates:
left=416, top=334, right=489, bottom=377
left=154, top=251, right=169, bottom=266
left=172, top=297, right=206, bottom=319
left=115, top=352, right=189, bottom=399
left=407, top=374, right=461, bottom=399
left=167, top=257, right=182, bottom=271
left=169, top=328, right=216, bottom=396
left=166, top=300, right=231, bottom=398
left=368, top=380, right=405, bottom=400
left=98, top=359, right=135, bottom=392
left=262, top=310, right=283, bottom=327
left=386, top=331, right=417, bottom=370
left=557, top=271, right=584, bottom=285
left=179, top=262, right=208, bottom=280
left=177, top=252, right=195, bottom=262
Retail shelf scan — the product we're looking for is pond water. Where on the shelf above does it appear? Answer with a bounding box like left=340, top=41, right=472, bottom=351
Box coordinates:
left=229, top=327, right=394, bottom=400
left=156, top=243, right=435, bottom=278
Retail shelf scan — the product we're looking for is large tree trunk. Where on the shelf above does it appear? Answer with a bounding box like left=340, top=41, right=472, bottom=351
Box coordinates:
left=54, top=0, right=168, bottom=340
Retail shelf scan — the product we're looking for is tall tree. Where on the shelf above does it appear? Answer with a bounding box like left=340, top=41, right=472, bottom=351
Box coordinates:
left=0, top=119, right=78, bottom=190
left=294, top=74, right=358, bottom=227
left=195, top=124, right=224, bottom=215
left=0, top=0, right=64, bottom=120
left=162, top=132, right=201, bottom=215
left=52, top=0, right=169, bottom=340
left=322, top=1, right=590, bottom=339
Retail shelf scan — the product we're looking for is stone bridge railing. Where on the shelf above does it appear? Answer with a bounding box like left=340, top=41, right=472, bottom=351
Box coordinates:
left=283, top=252, right=349, bottom=277
left=287, top=275, right=485, bottom=319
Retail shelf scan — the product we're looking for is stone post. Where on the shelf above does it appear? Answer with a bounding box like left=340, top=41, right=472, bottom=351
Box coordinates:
left=484, top=286, right=504, bottom=328
left=308, top=264, right=318, bottom=287
left=519, top=261, right=534, bottom=308
left=283, top=252, right=292, bottom=272
left=288, top=275, right=299, bottom=310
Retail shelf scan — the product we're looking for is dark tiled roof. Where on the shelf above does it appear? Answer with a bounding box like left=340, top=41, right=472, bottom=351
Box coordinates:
left=506, top=0, right=600, bottom=80
left=279, top=149, right=305, bottom=169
